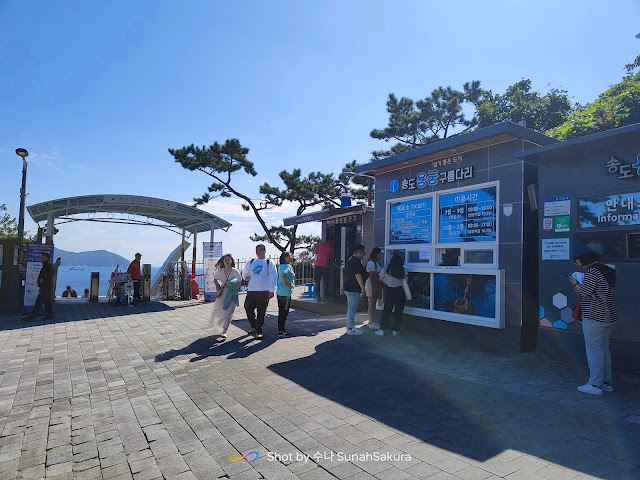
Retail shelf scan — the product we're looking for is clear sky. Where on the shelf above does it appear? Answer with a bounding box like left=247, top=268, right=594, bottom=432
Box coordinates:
left=1, top=0, right=638, bottom=265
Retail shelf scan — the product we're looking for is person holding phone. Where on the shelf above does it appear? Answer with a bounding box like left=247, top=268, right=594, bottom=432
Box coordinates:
left=568, top=251, right=617, bottom=395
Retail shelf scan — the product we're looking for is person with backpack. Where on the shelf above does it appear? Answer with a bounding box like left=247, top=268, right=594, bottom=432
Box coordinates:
left=242, top=244, right=277, bottom=339
left=568, top=250, right=617, bottom=395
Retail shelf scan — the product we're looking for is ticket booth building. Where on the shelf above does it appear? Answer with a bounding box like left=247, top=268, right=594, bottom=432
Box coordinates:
left=356, top=121, right=557, bottom=352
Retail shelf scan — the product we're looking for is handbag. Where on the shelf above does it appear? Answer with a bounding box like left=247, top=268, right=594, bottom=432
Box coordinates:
left=402, top=279, right=412, bottom=301
left=572, top=302, right=582, bottom=322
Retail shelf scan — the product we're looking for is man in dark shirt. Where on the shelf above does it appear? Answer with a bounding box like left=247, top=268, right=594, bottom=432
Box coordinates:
left=23, top=252, right=55, bottom=321
left=344, top=244, right=366, bottom=335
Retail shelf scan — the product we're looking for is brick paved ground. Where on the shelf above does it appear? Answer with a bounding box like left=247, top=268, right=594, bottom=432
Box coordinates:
left=0, top=298, right=638, bottom=480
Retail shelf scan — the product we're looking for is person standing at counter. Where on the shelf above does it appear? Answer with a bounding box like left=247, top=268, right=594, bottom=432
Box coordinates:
left=127, top=253, right=142, bottom=301
left=568, top=250, right=617, bottom=396
left=344, top=245, right=366, bottom=336
left=365, top=247, right=383, bottom=330
left=314, top=239, right=334, bottom=301
left=376, top=253, right=407, bottom=337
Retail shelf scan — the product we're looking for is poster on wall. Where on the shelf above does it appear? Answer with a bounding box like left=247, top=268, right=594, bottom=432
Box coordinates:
left=438, top=186, right=497, bottom=243
left=389, top=197, right=432, bottom=245
left=433, top=273, right=496, bottom=319
left=541, top=238, right=570, bottom=260
left=579, top=192, right=640, bottom=228
left=543, top=196, right=571, bottom=217
left=203, top=242, right=223, bottom=301
left=23, top=243, right=55, bottom=313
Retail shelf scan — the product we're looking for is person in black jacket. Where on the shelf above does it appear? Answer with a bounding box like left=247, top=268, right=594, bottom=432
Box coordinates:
left=23, top=252, right=56, bottom=321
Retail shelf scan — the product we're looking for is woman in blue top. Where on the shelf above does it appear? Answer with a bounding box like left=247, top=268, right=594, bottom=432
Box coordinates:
left=276, top=251, right=295, bottom=337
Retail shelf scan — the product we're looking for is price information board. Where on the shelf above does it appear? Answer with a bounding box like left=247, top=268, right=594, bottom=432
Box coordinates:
left=389, top=197, right=432, bottom=245
left=439, top=187, right=497, bottom=243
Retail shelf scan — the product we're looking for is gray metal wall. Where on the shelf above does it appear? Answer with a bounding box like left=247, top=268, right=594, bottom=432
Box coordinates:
left=537, top=139, right=640, bottom=373
left=372, top=139, right=539, bottom=350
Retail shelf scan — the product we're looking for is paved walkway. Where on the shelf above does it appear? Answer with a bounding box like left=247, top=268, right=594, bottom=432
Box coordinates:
left=0, top=298, right=638, bottom=480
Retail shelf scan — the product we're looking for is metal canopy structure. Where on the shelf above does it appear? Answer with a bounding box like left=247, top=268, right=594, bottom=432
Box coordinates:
left=27, top=194, right=232, bottom=236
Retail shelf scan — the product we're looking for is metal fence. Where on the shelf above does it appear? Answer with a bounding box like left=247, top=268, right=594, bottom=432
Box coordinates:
left=190, top=255, right=315, bottom=292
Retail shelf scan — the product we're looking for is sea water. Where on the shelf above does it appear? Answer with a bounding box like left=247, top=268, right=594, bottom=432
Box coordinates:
left=55, top=266, right=206, bottom=297
left=55, top=266, right=161, bottom=297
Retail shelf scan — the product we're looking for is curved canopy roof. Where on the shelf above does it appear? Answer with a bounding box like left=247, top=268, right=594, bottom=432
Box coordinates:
left=27, top=194, right=231, bottom=235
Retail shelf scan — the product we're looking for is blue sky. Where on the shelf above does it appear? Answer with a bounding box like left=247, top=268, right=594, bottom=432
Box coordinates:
left=1, top=0, right=638, bottom=264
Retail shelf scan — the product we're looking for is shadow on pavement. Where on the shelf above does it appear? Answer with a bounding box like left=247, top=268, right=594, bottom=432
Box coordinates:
left=267, top=332, right=640, bottom=479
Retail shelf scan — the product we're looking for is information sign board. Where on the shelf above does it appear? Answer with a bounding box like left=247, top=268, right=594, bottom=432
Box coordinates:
left=388, top=197, right=432, bottom=245
left=203, top=242, right=223, bottom=300
left=438, top=187, right=497, bottom=243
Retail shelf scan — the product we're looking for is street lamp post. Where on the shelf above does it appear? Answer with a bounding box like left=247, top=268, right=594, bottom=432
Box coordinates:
left=15, top=148, right=29, bottom=246
left=15, top=148, right=28, bottom=312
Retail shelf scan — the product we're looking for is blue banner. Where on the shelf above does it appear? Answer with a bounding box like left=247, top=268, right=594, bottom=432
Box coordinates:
left=438, top=187, right=497, bottom=243
left=389, top=197, right=432, bottom=245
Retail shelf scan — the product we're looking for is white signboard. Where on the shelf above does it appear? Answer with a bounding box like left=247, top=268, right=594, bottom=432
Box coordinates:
left=541, top=238, right=570, bottom=260
left=419, top=247, right=431, bottom=260
left=543, top=196, right=571, bottom=217
left=203, top=242, right=223, bottom=301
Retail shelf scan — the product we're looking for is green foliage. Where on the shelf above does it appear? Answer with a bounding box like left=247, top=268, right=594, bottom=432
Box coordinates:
left=169, top=139, right=352, bottom=254
left=625, top=32, right=640, bottom=73
left=0, top=204, right=18, bottom=238
left=546, top=73, right=640, bottom=140
left=369, top=81, right=483, bottom=160
left=476, top=79, right=573, bottom=132
left=168, top=139, right=254, bottom=205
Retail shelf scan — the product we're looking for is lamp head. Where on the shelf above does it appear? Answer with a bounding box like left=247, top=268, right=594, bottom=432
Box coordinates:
left=15, top=148, right=29, bottom=159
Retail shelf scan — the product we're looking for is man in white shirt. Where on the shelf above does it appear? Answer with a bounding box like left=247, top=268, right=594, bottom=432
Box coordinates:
left=243, top=244, right=277, bottom=339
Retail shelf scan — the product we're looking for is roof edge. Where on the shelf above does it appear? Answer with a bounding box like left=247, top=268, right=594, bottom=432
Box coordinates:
left=517, top=122, right=640, bottom=158
left=355, top=120, right=557, bottom=174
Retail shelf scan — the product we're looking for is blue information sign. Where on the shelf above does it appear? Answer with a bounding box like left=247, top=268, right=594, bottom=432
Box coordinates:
left=438, top=187, right=497, bottom=243
left=389, top=197, right=432, bottom=245
left=579, top=192, right=640, bottom=228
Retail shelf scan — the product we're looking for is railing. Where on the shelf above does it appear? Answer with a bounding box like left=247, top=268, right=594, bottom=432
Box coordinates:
left=190, top=255, right=315, bottom=293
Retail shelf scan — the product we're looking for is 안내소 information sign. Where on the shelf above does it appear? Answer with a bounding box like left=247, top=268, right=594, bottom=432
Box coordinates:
left=389, top=197, right=432, bottom=245
left=439, top=186, right=497, bottom=243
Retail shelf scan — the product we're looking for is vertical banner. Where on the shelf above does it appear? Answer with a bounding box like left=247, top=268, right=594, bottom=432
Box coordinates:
left=24, top=243, right=54, bottom=313
left=203, top=242, right=223, bottom=301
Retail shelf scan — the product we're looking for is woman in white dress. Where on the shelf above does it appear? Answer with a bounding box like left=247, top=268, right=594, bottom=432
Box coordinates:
left=208, top=254, right=242, bottom=339
left=364, top=247, right=384, bottom=329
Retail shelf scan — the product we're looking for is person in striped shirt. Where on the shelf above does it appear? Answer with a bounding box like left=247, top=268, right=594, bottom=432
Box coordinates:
left=569, top=250, right=617, bottom=396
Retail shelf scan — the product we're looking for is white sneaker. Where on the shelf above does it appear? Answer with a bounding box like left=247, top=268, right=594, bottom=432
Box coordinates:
left=577, top=383, right=603, bottom=395
left=346, top=327, right=364, bottom=336
left=368, top=322, right=380, bottom=330
left=374, top=329, right=384, bottom=336
left=392, top=331, right=399, bottom=337
left=602, top=383, right=614, bottom=392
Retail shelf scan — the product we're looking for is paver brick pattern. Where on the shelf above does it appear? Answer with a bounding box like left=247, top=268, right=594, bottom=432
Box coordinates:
left=0, top=297, right=638, bottom=479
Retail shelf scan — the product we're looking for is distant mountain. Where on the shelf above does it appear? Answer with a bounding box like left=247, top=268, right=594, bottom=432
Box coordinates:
left=54, top=249, right=131, bottom=268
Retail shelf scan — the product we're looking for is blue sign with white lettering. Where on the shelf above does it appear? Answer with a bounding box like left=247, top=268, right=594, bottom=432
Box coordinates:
left=389, top=197, right=432, bottom=245
left=438, top=187, right=497, bottom=243
left=389, top=179, right=399, bottom=193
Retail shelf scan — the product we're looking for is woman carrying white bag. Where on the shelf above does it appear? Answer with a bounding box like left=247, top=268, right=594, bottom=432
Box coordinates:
left=375, top=253, right=409, bottom=337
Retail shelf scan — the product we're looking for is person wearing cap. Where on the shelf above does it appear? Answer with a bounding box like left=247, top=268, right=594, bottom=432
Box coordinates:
left=343, top=244, right=367, bottom=335
left=242, top=244, right=277, bottom=339
left=127, top=253, right=142, bottom=301
left=23, top=252, right=55, bottom=321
